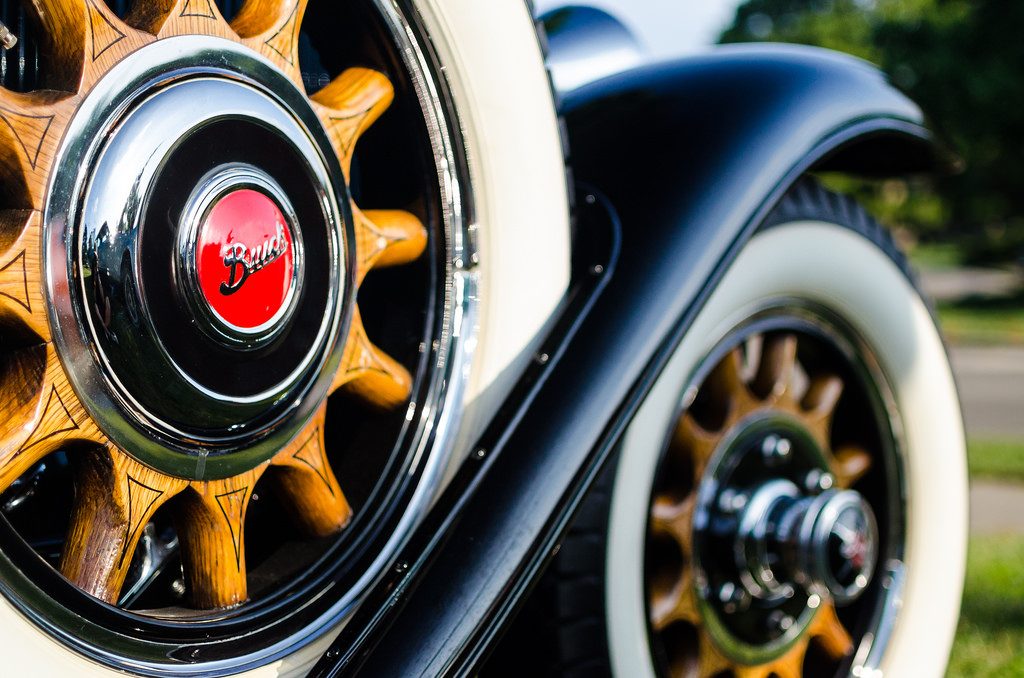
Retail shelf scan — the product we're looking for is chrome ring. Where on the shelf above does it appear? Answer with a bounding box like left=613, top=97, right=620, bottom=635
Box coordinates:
left=44, top=40, right=351, bottom=480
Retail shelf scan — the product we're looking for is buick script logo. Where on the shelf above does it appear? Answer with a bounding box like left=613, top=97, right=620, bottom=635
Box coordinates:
left=220, top=223, right=290, bottom=296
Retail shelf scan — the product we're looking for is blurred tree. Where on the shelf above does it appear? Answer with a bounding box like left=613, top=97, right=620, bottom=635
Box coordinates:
left=721, top=0, right=1024, bottom=265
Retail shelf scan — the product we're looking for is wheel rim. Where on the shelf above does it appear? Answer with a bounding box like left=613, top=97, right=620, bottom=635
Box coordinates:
left=0, top=0, right=473, bottom=670
left=645, top=306, right=906, bottom=677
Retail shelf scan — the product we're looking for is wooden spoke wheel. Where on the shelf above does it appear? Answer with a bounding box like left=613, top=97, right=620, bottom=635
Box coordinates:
left=0, top=0, right=474, bottom=670
left=645, top=316, right=904, bottom=678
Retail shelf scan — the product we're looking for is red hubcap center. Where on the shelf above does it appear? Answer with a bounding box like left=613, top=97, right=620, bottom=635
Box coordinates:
left=196, top=189, right=296, bottom=331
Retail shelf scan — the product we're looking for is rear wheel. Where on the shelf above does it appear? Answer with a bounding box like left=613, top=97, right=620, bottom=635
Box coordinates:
left=530, top=182, right=966, bottom=677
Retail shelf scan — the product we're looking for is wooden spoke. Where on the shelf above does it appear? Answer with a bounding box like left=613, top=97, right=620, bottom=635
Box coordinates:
left=0, top=211, right=50, bottom=341
left=269, top=403, right=352, bottom=537
left=331, top=308, right=412, bottom=410
left=672, top=414, right=721, bottom=480
left=174, top=467, right=267, bottom=608
left=232, top=0, right=307, bottom=84
left=809, top=599, right=854, bottom=659
left=0, top=344, right=105, bottom=492
left=695, top=632, right=732, bottom=678
left=831, top=444, right=873, bottom=488
left=651, top=495, right=695, bottom=557
left=312, top=68, right=394, bottom=178
left=801, top=374, right=844, bottom=449
left=125, top=0, right=234, bottom=40
left=0, top=91, right=78, bottom=208
left=651, top=571, right=700, bottom=630
left=355, top=207, right=428, bottom=284
left=734, top=640, right=809, bottom=678
left=60, top=446, right=186, bottom=602
left=751, top=334, right=798, bottom=402
left=0, top=345, right=48, bottom=492
left=706, top=347, right=755, bottom=419
left=19, top=0, right=151, bottom=92
left=22, top=0, right=85, bottom=89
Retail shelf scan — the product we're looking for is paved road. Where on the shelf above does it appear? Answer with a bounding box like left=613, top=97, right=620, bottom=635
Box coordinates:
left=950, top=346, right=1024, bottom=439
left=949, top=346, right=1024, bottom=534
left=971, top=481, right=1024, bottom=535
left=919, top=266, right=1022, bottom=303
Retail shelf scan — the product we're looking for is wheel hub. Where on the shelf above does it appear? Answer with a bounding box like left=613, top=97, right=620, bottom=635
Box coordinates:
left=734, top=479, right=878, bottom=607
left=695, top=416, right=878, bottom=661
left=46, top=40, right=352, bottom=480
left=645, top=321, right=904, bottom=675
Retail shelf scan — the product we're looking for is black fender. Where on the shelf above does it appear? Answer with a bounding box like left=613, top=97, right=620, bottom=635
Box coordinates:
left=312, top=46, right=942, bottom=676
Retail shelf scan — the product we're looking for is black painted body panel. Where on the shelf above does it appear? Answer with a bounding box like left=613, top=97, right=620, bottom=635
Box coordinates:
left=315, top=45, right=937, bottom=676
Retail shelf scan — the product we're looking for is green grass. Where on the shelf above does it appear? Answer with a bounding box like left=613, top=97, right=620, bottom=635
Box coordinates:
left=910, top=242, right=965, bottom=270
left=969, top=439, right=1024, bottom=481
left=938, top=303, right=1024, bottom=346
left=948, top=535, right=1024, bottom=676
left=947, top=442, right=1024, bottom=675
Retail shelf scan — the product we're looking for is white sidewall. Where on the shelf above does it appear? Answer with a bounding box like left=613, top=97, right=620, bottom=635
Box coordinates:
left=606, top=222, right=967, bottom=678
left=425, top=0, right=571, bottom=466
left=0, top=0, right=570, bottom=673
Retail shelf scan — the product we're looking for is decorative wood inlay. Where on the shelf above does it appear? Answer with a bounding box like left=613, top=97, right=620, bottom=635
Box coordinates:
left=232, top=0, right=307, bottom=85
left=87, top=0, right=128, bottom=60
left=123, top=476, right=165, bottom=562
left=19, top=385, right=79, bottom=453
left=261, top=3, right=301, bottom=65
left=60, top=447, right=185, bottom=603
left=331, top=308, right=412, bottom=409
left=312, top=68, right=394, bottom=176
left=19, top=345, right=108, bottom=457
left=0, top=91, right=78, bottom=208
left=355, top=208, right=428, bottom=284
left=269, top=404, right=352, bottom=536
left=0, top=250, right=30, bottom=312
left=126, top=0, right=234, bottom=40
left=291, top=435, right=332, bottom=490
left=214, top=487, right=248, bottom=567
left=179, top=0, right=217, bottom=19
left=174, top=468, right=266, bottom=608
left=0, top=107, right=54, bottom=171
left=0, top=211, right=49, bottom=341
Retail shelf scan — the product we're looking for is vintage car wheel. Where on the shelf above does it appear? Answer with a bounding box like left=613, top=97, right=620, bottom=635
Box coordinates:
left=543, top=181, right=967, bottom=677
left=0, top=0, right=567, bottom=674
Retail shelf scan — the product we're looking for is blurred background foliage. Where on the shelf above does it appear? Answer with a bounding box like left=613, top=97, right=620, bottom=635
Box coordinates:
left=720, top=0, right=1024, bottom=266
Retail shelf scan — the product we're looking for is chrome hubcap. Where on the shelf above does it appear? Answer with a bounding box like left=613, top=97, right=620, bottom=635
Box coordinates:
left=45, top=39, right=352, bottom=480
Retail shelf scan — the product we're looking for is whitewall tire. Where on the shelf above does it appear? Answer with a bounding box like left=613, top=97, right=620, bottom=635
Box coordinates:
left=606, top=205, right=967, bottom=677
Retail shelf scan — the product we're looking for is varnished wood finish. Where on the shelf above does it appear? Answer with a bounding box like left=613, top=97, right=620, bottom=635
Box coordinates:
left=0, top=0, right=428, bottom=609
left=174, top=467, right=266, bottom=608
left=269, top=404, right=352, bottom=536
left=332, top=308, right=413, bottom=410
left=311, top=68, right=394, bottom=178
left=233, top=0, right=307, bottom=87
left=0, top=344, right=106, bottom=493
left=61, top=446, right=186, bottom=603
left=0, top=210, right=51, bottom=341
left=650, top=335, right=870, bottom=676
